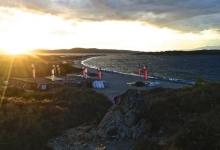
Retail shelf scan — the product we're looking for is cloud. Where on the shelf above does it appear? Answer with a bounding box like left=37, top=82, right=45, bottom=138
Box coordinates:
left=50, top=30, right=77, bottom=35
left=1, top=0, right=220, bottom=32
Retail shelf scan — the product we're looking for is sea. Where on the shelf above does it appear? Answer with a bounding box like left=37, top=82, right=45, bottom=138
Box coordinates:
left=82, top=54, right=220, bottom=85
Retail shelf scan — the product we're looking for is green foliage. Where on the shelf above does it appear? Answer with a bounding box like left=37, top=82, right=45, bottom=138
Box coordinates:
left=193, top=76, right=206, bottom=87
left=0, top=55, right=82, bottom=79
left=137, top=82, right=220, bottom=149
left=168, top=107, right=220, bottom=150
left=0, top=87, right=25, bottom=97
left=134, top=139, right=161, bottom=150
left=0, top=88, right=112, bottom=150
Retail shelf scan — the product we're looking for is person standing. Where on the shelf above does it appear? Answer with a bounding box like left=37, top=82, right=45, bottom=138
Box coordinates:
left=114, top=95, right=121, bottom=106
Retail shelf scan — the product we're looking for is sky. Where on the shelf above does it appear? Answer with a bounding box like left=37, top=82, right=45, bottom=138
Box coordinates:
left=0, top=0, right=220, bottom=54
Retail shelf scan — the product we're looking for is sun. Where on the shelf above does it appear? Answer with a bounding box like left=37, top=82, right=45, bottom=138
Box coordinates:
left=4, top=47, right=27, bottom=55
left=9, top=50, right=26, bottom=55
left=2, top=45, right=28, bottom=55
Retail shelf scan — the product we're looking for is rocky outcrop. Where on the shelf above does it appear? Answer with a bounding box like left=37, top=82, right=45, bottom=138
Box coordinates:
left=48, top=90, right=152, bottom=150
left=95, top=90, right=150, bottom=141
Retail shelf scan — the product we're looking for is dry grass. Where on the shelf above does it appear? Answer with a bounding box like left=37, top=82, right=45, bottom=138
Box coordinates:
left=0, top=88, right=112, bottom=150
left=135, top=80, right=220, bottom=150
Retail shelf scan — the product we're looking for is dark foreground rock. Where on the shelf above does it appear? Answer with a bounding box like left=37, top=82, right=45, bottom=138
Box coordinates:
left=48, top=90, right=152, bottom=150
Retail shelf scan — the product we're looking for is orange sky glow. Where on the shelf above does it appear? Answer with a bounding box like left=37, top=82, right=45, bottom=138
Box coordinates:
left=0, top=1, right=220, bottom=54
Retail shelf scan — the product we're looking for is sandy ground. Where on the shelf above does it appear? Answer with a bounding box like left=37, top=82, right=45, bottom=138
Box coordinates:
left=74, top=59, right=191, bottom=102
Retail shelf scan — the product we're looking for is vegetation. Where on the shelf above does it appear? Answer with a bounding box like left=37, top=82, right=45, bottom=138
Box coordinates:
left=135, top=80, right=220, bottom=150
left=0, top=55, right=82, bottom=79
left=0, top=87, right=112, bottom=150
left=0, top=54, right=113, bottom=149
left=1, top=55, right=220, bottom=150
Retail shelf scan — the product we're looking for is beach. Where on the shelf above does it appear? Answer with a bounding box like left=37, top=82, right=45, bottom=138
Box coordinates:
left=74, top=59, right=190, bottom=102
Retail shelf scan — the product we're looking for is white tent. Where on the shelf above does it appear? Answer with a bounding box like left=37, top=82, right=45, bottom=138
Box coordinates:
left=92, top=80, right=108, bottom=89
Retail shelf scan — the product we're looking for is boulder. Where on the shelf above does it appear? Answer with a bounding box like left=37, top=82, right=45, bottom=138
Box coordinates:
left=48, top=90, right=152, bottom=150
left=124, top=110, right=136, bottom=127
left=114, top=109, right=124, bottom=118
left=95, top=90, right=150, bottom=139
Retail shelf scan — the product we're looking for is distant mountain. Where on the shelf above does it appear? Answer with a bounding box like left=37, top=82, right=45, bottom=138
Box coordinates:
left=194, top=45, right=220, bottom=50
left=134, top=50, right=220, bottom=55
left=31, top=48, right=220, bottom=55
left=31, top=48, right=135, bottom=54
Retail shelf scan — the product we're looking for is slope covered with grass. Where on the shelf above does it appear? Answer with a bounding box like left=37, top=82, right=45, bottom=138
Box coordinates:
left=136, top=80, right=220, bottom=150
left=0, top=88, right=112, bottom=150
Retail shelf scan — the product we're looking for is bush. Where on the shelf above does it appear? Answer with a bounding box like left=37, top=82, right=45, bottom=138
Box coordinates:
left=0, top=87, right=25, bottom=97
left=0, top=55, right=82, bottom=78
left=0, top=88, right=112, bottom=150
left=168, top=107, right=220, bottom=150
left=136, top=82, right=220, bottom=149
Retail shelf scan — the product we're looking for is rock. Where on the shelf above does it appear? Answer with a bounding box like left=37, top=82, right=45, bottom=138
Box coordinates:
left=73, top=141, right=82, bottom=146
left=118, top=126, right=129, bottom=140
left=48, top=90, right=151, bottom=150
left=120, top=131, right=126, bottom=140
left=96, top=120, right=111, bottom=138
left=124, top=117, right=135, bottom=127
left=124, top=110, right=136, bottom=127
left=114, top=116, right=125, bottom=126
left=83, top=143, right=88, bottom=148
left=95, top=90, right=149, bottom=140
left=116, top=134, right=120, bottom=139
left=160, top=126, right=165, bottom=130
left=84, top=133, right=93, bottom=140
left=158, top=130, right=163, bottom=134
left=123, top=126, right=130, bottom=137
left=114, top=109, right=124, bottom=118
left=78, top=124, right=93, bottom=132
left=126, top=129, right=132, bottom=138
left=141, top=122, right=152, bottom=134
left=144, top=134, right=148, bottom=140
left=158, top=140, right=166, bottom=146
left=105, top=125, right=117, bottom=137
left=119, top=91, right=144, bottom=113
left=131, top=128, right=141, bottom=140
left=110, top=136, right=117, bottom=140
left=120, top=98, right=135, bottom=113
left=91, top=130, right=97, bottom=136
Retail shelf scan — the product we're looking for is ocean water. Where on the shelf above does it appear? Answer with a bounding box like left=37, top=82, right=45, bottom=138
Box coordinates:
left=82, top=54, right=220, bottom=84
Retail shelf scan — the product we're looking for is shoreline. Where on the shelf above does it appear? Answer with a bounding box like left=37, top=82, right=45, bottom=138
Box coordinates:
left=74, top=58, right=191, bottom=102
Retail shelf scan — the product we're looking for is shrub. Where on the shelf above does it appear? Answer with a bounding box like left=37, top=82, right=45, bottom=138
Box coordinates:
left=0, top=87, right=25, bottom=97
left=0, top=88, right=112, bottom=150
left=167, top=106, right=220, bottom=150
left=136, top=82, right=220, bottom=149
